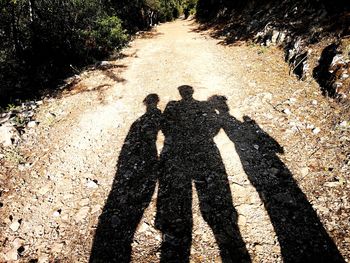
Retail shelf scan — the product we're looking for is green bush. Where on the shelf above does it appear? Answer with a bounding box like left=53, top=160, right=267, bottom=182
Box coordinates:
left=88, top=16, right=128, bottom=53
left=0, top=0, right=193, bottom=106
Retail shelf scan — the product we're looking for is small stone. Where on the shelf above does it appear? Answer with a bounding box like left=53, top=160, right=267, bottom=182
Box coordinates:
left=5, top=248, right=18, bottom=261
left=138, top=222, right=150, bottom=233
left=37, top=185, right=50, bottom=195
left=18, top=164, right=28, bottom=171
left=324, top=182, right=340, bottom=187
left=91, top=204, right=102, bottom=214
left=75, top=207, right=89, bottom=222
left=79, top=199, right=89, bottom=206
left=38, top=253, right=49, bottom=263
left=339, top=121, right=348, bottom=127
left=312, top=127, right=320, bottom=134
left=86, top=178, right=98, bottom=189
left=10, top=220, right=21, bottom=232
left=253, top=144, right=259, bottom=150
left=51, top=243, right=64, bottom=253
left=238, top=215, right=247, bottom=226
left=254, top=244, right=263, bottom=253
left=271, top=30, right=280, bottom=44
left=53, top=209, right=61, bottom=217
left=12, top=237, right=23, bottom=248
left=288, top=97, right=297, bottom=103
left=306, top=123, right=315, bottom=129
left=282, top=108, right=291, bottom=115
left=311, top=100, right=318, bottom=105
left=27, top=121, right=37, bottom=128
left=0, top=123, right=18, bottom=146
left=300, top=167, right=309, bottom=176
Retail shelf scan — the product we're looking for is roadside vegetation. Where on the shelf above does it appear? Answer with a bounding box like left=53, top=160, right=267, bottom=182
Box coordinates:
left=0, top=0, right=197, bottom=107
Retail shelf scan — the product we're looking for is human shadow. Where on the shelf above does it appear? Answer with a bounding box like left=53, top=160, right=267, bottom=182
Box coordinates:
left=209, top=95, right=345, bottom=263
left=89, top=94, right=161, bottom=263
left=156, top=85, right=251, bottom=263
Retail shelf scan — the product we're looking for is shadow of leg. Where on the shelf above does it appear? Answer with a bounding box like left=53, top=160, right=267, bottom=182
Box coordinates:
left=156, top=169, right=193, bottom=263
left=195, top=170, right=251, bottom=263
left=222, top=115, right=345, bottom=263
left=90, top=175, right=157, bottom=263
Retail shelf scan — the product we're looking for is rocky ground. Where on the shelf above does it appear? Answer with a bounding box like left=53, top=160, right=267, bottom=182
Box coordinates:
left=0, top=19, right=349, bottom=262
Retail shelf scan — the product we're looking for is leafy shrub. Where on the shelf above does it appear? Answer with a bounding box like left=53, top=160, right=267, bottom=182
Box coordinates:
left=87, top=16, right=128, bottom=54
left=0, top=0, right=193, bottom=106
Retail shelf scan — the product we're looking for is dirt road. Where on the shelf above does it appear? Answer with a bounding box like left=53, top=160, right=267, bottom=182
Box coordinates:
left=1, top=19, right=348, bottom=262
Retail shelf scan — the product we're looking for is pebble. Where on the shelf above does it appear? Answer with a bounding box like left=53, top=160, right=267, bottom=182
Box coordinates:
left=282, top=108, right=291, bottom=115
left=27, top=121, right=37, bottom=128
left=86, top=178, right=98, bottom=189
left=0, top=123, right=17, bottom=146
left=38, top=254, right=49, bottom=263
left=288, top=97, right=297, bottom=103
left=138, top=222, right=150, bottom=233
left=312, top=127, right=321, bottom=134
left=339, top=121, right=348, bottom=127
left=75, top=207, right=89, bottom=222
left=38, top=185, right=50, bottom=195
left=300, top=167, right=309, bottom=176
left=79, top=199, right=90, bottom=206
left=5, top=248, right=18, bottom=261
left=100, top=61, right=110, bottom=66
left=324, top=182, right=340, bottom=187
left=306, top=123, right=315, bottom=129
left=238, top=214, right=247, bottom=226
left=53, top=210, right=61, bottom=217
left=10, top=220, right=21, bottom=232
left=91, top=204, right=102, bottom=214
left=51, top=243, right=64, bottom=253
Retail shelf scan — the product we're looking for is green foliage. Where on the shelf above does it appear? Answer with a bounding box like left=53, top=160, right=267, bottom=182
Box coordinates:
left=0, top=0, right=127, bottom=105
left=87, top=16, right=128, bottom=53
left=0, top=0, right=194, bottom=106
left=183, top=0, right=197, bottom=18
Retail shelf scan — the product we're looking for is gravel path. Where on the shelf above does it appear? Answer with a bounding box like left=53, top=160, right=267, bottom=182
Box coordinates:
left=1, top=19, right=348, bottom=263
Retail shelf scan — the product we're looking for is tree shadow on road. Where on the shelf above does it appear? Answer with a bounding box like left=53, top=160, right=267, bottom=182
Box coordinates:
left=209, top=95, right=345, bottom=263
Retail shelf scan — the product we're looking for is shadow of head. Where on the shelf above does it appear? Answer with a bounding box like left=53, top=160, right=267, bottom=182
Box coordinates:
left=178, top=85, right=194, bottom=101
left=143, top=93, right=159, bottom=110
left=208, top=95, right=229, bottom=113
